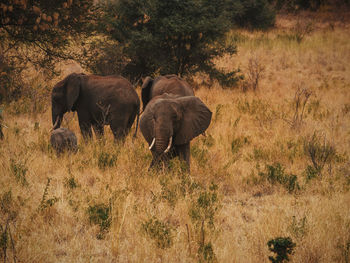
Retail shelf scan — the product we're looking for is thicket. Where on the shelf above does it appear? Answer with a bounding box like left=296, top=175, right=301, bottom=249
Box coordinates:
left=0, top=0, right=96, bottom=103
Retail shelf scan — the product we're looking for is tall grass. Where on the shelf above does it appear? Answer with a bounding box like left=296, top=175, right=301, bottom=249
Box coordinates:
left=0, top=15, right=350, bottom=262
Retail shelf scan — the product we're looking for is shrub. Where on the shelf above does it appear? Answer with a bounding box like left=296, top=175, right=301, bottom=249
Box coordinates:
left=10, top=158, right=28, bottom=187
left=189, top=183, right=220, bottom=262
left=88, top=203, right=111, bottom=239
left=97, top=151, right=118, bottom=170
left=142, top=217, right=173, bottom=249
left=259, top=163, right=300, bottom=193
left=229, top=0, right=276, bottom=30
left=267, top=237, right=296, bottom=263
left=304, top=132, right=336, bottom=176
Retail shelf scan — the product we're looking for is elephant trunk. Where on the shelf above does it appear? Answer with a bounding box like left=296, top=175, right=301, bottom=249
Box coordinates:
left=154, top=122, right=173, bottom=154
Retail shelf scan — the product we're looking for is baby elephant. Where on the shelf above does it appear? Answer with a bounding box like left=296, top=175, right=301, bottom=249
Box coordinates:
left=50, top=128, right=78, bottom=154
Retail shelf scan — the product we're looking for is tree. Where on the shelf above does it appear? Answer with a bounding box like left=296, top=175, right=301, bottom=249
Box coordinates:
left=95, top=0, right=240, bottom=86
left=0, top=0, right=96, bottom=102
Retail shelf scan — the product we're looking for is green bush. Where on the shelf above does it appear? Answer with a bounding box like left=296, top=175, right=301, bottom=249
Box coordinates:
left=267, top=237, right=296, bottom=263
left=10, top=158, right=28, bottom=187
left=97, top=151, right=118, bottom=170
left=229, top=0, right=276, bottom=30
left=142, top=217, right=173, bottom=249
left=259, top=163, right=300, bottom=193
left=95, top=0, right=240, bottom=86
left=88, top=203, right=111, bottom=239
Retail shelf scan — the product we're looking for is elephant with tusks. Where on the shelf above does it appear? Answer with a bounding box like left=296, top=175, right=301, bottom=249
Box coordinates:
left=140, top=93, right=212, bottom=171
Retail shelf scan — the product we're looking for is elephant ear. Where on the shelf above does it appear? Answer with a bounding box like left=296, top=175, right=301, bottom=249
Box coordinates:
left=65, top=73, right=81, bottom=111
left=140, top=106, right=155, bottom=145
left=174, top=96, right=212, bottom=145
left=141, top=76, right=153, bottom=111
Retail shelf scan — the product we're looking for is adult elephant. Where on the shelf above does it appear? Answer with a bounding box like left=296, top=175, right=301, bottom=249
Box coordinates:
left=140, top=93, right=212, bottom=170
left=51, top=73, right=140, bottom=140
left=141, top=75, right=194, bottom=111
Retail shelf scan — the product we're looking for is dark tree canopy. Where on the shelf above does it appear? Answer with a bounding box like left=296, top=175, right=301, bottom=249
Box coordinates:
left=0, top=0, right=95, bottom=102
left=94, top=0, right=240, bottom=85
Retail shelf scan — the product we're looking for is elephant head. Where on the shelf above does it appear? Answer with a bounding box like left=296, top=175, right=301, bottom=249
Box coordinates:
left=51, top=73, right=83, bottom=129
left=140, top=94, right=212, bottom=156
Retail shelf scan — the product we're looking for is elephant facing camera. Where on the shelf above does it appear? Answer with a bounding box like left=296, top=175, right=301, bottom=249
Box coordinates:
left=50, top=128, right=78, bottom=155
left=140, top=94, right=212, bottom=171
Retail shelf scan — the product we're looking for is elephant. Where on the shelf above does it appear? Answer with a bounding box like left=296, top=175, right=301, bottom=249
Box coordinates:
left=140, top=93, right=212, bottom=170
left=50, top=128, right=78, bottom=154
left=141, top=75, right=194, bottom=111
left=51, top=73, right=140, bottom=140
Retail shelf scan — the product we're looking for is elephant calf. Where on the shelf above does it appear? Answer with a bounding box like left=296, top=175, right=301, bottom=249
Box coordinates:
left=50, top=128, right=78, bottom=154
left=140, top=93, right=212, bottom=171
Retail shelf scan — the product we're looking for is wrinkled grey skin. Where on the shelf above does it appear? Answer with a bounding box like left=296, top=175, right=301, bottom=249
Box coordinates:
left=141, top=75, right=194, bottom=111
left=50, top=128, right=78, bottom=154
left=140, top=93, right=212, bottom=171
left=51, top=73, right=140, bottom=140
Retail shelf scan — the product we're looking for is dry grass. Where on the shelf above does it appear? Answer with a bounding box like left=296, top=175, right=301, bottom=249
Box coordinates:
left=1, top=14, right=350, bottom=262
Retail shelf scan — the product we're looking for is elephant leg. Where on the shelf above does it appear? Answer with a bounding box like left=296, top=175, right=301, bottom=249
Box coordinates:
left=77, top=113, right=92, bottom=140
left=110, top=117, right=129, bottom=141
left=175, top=143, right=191, bottom=171
left=92, top=124, right=104, bottom=139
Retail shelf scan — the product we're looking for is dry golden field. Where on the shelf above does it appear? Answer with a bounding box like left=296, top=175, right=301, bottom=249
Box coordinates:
left=1, top=14, right=350, bottom=262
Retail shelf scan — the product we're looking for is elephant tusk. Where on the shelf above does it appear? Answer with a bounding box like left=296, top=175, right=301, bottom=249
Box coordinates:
left=164, top=137, right=172, bottom=153
left=149, top=138, right=155, bottom=150
left=51, top=116, right=60, bottom=132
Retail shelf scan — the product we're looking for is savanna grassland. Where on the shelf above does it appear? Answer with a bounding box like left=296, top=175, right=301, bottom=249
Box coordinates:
left=1, top=13, right=350, bottom=262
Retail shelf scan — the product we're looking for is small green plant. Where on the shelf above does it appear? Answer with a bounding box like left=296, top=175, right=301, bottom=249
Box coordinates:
left=39, top=178, right=59, bottom=211
left=10, top=158, right=28, bottom=187
left=97, top=151, right=118, bottom=170
left=142, top=217, right=173, bottom=249
left=88, top=203, right=111, bottom=239
left=189, top=182, right=220, bottom=262
left=231, top=136, right=250, bottom=155
left=65, top=176, right=78, bottom=190
left=267, top=237, right=296, bottom=263
left=259, top=163, right=300, bottom=193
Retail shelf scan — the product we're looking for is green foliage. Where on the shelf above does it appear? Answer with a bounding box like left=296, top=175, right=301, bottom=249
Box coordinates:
left=142, top=217, right=173, bottom=249
left=267, top=237, right=296, bottom=263
left=304, top=165, right=319, bottom=181
left=97, top=151, right=118, bottom=170
left=189, top=183, right=220, bottom=262
left=0, top=0, right=96, bottom=103
left=39, top=178, right=59, bottom=211
left=88, top=203, right=111, bottom=239
left=259, top=163, right=300, bottom=193
left=198, top=242, right=217, bottom=263
left=272, top=0, right=350, bottom=11
left=65, top=176, right=78, bottom=190
left=229, top=0, right=276, bottom=30
left=189, top=183, right=220, bottom=230
left=96, top=0, right=240, bottom=86
left=10, top=158, right=28, bottom=187
left=231, top=136, right=250, bottom=155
